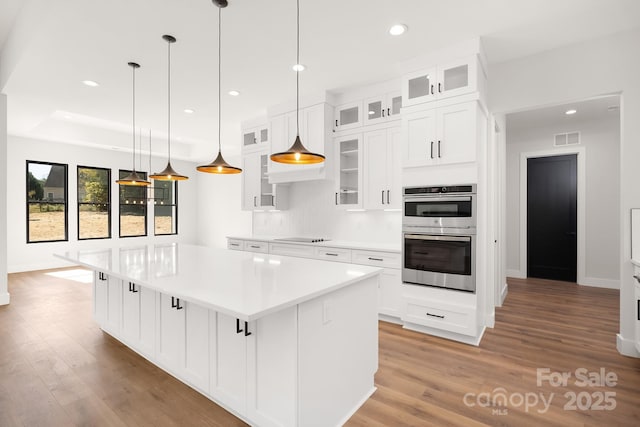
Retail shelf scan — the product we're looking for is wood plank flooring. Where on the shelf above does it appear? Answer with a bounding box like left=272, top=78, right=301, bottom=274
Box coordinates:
left=1, top=270, right=639, bottom=426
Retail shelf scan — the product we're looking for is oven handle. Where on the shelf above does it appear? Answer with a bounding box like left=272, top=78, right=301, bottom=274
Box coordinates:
left=404, top=196, right=472, bottom=203
left=404, top=234, right=471, bottom=243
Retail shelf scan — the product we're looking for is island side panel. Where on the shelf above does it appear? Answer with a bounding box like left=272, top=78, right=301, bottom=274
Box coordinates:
left=297, top=275, right=379, bottom=427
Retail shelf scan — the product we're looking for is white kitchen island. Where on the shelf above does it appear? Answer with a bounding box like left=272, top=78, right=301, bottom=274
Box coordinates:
left=56, top=243, right=381, bottom=427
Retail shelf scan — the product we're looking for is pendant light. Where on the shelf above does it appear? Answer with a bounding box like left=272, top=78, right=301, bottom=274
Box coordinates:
left=270, top=0, right=325, bottom=165
left=117, top=62, right=151, bottom=186
left=196, top=0, right=242, bottom=174
left=150, top=35, right=189, bottom=181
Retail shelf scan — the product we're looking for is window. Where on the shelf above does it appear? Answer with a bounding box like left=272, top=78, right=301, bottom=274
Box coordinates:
left=119, top=170, right=147, bottom=237
left=27, top=161, right=68, bottom=243
left=78, top=166, right=111, bottom=240
left=154, top=180, right=177, bottom=235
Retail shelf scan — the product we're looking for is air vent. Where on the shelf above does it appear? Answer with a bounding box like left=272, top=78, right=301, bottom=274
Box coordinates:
left=554, top=131, right=580, bottom=147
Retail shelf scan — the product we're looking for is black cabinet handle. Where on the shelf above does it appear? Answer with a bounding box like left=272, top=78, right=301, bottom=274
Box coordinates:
left=381, top=109, right=385, bottom=117
left=171, top=296, right=177, bottom=308
left=430, top=141, right=434, bottom=159
left=98, top=272, right=106, bottom=281
left=250, top=245, right=260, bottom=249
left=253, top=196, right=257, bottom=207
left=129, top=282, right=139, bottom=293
left=236, top=319, right=252, bottom=336
left=387, top=108, right=391, bottom=116
left=236, top=318, right=243, bottom=334
left=438, top=140, right=441, bottom=158
left=335, top=119, right=339, bottom=127
left=230, top=243, right=240, bottom=247
left=176, top=298, right=183, bottom=310
left=430, top=84, right=434, bottom=95
left=438, top=82, right=442, bottom=93
left=244, top=321, right=252, bottom=337
left=633, top=275, right=640, bottom=283
left=325, top=253, right=339, bottom=256
left=368, top=257, right=383, bottom=262
left=335, top=192, right=338, bottom=205
left=387, top=190, right=390, bottom=204
left=637, top=300, right=640, bottom=321
left=381, top=190, right=384, bottom=204
left=427, top=312, right=445, bottom=319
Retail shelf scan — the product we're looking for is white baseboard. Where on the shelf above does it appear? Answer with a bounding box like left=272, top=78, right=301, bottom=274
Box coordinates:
left=616, top=333, right=640, bottom=358
left=579, top=277, right=619, bottom=289
left=506, top=269, right=525, bottom=279
left=500, top=283, right=508, bottom=305
left=0, top=292, right=9, bottom=305
left=486, top=311, right=495, bottom=328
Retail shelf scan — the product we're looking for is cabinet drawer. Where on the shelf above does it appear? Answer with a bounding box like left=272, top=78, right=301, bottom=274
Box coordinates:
left=244, top=241, right=269, bottom=253
left=351, top=250, right=400, bottom=269
left=227, top=239, right=244, bottom=251
left=314, top=247, right=352, bottom=263
left=403, top=297, right=476, bottom=336
left=268, top=243, right=316, bottom=259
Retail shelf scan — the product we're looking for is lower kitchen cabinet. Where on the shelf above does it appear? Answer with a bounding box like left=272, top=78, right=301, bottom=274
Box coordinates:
left=211, top=313, right=248, bottom=412
left=105, top=275, right=122, bottom=334
left=93, top=271, right=109, bottom=325
left=122, top=283, right=157, bottom=358
left=158, top=294, right=210, bottom=392
left=378, top=268, right=402, bottom=318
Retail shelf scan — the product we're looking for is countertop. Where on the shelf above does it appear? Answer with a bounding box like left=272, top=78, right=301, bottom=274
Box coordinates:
left=226, top=235, right=402, bottom=253
left=56, top=243, right=382, bottom=321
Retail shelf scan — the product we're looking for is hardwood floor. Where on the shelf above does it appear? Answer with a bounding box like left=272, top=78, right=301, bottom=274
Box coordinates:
left=1, top=271, right=639, bottom=426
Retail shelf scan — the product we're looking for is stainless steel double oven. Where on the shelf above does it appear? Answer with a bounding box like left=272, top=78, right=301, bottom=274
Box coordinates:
left=402, top=184, right=476, bottom=292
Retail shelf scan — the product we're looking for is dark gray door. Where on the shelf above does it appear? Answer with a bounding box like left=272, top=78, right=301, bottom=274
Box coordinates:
left=527, top=154, right=577, bottom=282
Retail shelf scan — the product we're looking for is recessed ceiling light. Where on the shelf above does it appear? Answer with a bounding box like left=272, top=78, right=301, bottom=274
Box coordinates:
left=565, top=109, right=577, bottom=115
left=184, top=108, right=195, bottom=114
left=82, top=80, right=99, bottom=87
left=228, top=90, right=240, bottom=96
left=292, top=64, right=305, bottom=72
left=389, top=24, right=408, bottom=36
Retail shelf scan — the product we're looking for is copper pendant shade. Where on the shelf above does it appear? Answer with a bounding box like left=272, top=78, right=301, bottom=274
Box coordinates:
left=197, top=1, right=242, bottom=175
left=150, top=35, right=189, bottom=181
left=117, top=62, right=151, bottom=186
left=270, top=0, right=325, bottom=165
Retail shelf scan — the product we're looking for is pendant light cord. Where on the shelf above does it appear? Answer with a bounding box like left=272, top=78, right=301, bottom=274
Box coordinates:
left=167, top=39, right=172, bottom=162
left=296, top=0, right=300, bottom=137
left=132, top=65, right=136, bottom=172
left=218, top=7, right=222, bottom=154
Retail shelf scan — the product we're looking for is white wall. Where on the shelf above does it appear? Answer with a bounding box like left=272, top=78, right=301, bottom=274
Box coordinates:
left=0, top=94, right=8, bottom=305
left=489, top=28, right=640, bottom=356
left=505, top=113, right=620, bottom=287
left=195, top=153, right=252, bottom=249
left=6, top=135, right=199, bottom=272
left=252, top=180, right=401, bottom=245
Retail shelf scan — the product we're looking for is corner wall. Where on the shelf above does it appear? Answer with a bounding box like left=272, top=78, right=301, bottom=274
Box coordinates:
left=0, top=95, right=8, bottom=305
left=6, top=135, right=199, bottom=272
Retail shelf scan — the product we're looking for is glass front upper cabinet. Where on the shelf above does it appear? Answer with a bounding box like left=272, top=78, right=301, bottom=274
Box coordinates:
left=364, top=91, right=403, bottom=126
left=242, top=124, right=269, bottom=150
left=334, top=135, right=362, bottom=208
left=334, top=101, right=362, bottom=131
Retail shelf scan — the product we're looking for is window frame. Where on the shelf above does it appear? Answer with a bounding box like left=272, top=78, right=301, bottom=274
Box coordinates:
left=77, top=165, right=112, bottom=241
left=118, top=169, right=148, bottom=238
left=154, top=180, right=179, bottom=236
left=26, top=160, right=69, bottom=244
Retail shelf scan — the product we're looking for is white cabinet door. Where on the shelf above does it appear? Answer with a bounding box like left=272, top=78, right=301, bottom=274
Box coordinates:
left=93, top=272, right=108, bottom=325
left=268, top=111, right=297, bottom=175
left=436, top=102, right=476, bottom=165
left=363, top=92, right=403, bottom=127
left=436, top=56, right=477, bottom=100
left=302, top=103, right=326, bottom=156
left=334, top=134, right=363, bottom=209
left=247, top=307, right=297, bottom=427
left=158, top=293, right=185, bottom=372
left=378, top=268, right=402, bottom=318
left=105, top=277, right=122, bottom=333
left=183, top=301, right=209, bottom=392
left=363, top=129, right=388, bottom=210
left=403, top=108, right=437, bottom=167
left=121, top=281, right=140, bottom=345
left=334, top=101, right=362, bottom=132
left=241, top=151, right=261, bottom=211
left=242, top=124, right=269, bottom=153
left=386, top=127, right=402, bottom=209
left=403, top=67, right=437, bottom=107
left=211, top=312, right=247, bottom=412
left=139, top=287, right=157, bottom=357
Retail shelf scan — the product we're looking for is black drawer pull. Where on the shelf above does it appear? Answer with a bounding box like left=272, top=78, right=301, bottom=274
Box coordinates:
left=128, top=282, right=139, bottom=293
left=637, top=300, right=640, bottom=321
left=368, top=257, right=384, bottom=262
left=325, top=253, right=339, bottom=256
left=230, top=243, right=240, bottom=247
left=244, top=321, right=252, bottom=337
left=171, top=296, right=183, bottom=310
left=250, top=245, right=260, bottom=249
left=634, top=275, right=640, bottom=283
left=427, top=312, right=445, bottom=319
left=98, top=272, right=107, bottom=281
left=171, top=296, right=177, bottom=308
left=236, top=318, right=243, bottom=334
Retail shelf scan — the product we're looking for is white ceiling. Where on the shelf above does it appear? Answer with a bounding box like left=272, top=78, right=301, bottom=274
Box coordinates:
left=1, top=0, right=639, bottom=161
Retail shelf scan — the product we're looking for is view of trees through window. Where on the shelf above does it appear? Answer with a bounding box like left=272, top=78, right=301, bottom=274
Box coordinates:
left=78, top=166, right=110, bottom=239
left=27, top=161, right=68, bottom=243
left=119, top=170, right=147, bottom=237
left=154, top=180, right=177, bottom=235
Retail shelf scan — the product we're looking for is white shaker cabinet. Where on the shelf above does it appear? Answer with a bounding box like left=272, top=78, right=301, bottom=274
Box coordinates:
left=93, top=271, right=109, bottom=325
left=121, top=282, right=157, bottom=358
left=334, top=133, right=363, bottom=209
left=242, top=149, right=288, bottom=211
left=363, top=91, right=402, bottom=126
left=242, top=123, right=269, bottom=153
left=403, top=101, right=477, bottom=168
left=105, top=276, right=122, bottom=334
left=378, top=268, right=403, bottom=318
left=363, top=127, right=402, bottom=209
left=402, top=55, right=483, bottom=107
left=158, top=294, right=210, bottom=392
left=334, top=100, right=362, bottom=132
left=211, top=313, right=248, bottom=412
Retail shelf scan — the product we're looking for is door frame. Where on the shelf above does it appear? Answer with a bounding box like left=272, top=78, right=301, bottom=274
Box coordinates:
left=519, top=147, right=586, bottom=283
